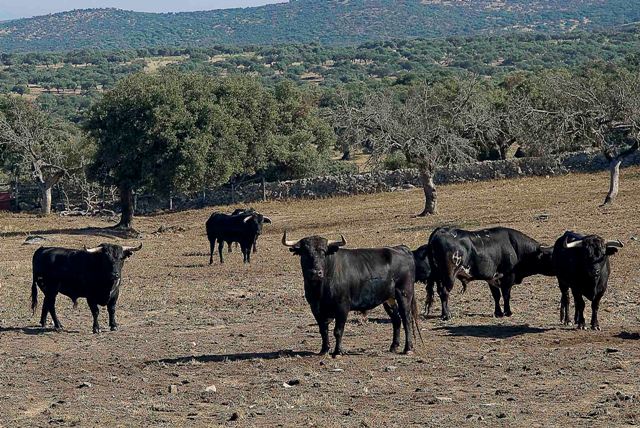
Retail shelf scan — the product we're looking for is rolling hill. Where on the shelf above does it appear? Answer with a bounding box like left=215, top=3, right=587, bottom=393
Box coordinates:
left=1, top=0, right=640, bottom=52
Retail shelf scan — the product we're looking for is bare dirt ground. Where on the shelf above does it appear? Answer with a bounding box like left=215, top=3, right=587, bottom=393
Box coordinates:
left=1, top=168, right=639, bottom=427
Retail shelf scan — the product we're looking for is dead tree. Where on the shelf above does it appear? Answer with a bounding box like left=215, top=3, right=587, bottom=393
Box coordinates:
left=355, top=77, right=492, bottom=216
left=601, top=127, right=639, bottom=206
left=0, top=97, right=83, bottom=214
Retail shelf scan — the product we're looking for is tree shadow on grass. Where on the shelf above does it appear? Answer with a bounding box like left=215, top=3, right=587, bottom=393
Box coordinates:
left=434, top=324, right=551, bottom=339
left=616, top=331, right=640, bottom=340
left=147, top=349, right=316, bottom=365
left=1, top=226, right=140, bottom=240
left=0, top=326, right=80, bottom=335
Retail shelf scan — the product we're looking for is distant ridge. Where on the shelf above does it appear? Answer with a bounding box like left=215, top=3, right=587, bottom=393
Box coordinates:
left=1, top=0, right=640, bottom=52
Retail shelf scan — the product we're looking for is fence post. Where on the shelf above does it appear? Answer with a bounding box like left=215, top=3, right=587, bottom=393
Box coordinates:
left=262, top=177, right=267, bottom=202
left=169, top=194, right=173, bottom=211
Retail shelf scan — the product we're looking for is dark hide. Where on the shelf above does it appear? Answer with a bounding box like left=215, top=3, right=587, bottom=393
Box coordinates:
left=285, top=234, right=419, bottom=357
left=553, top=231, right=622, bottom=330
left=206, top=211, right=271, bottom=264
left=31, top=243, right=140, bottom=333
left=427, top=226, right=555, bottom=320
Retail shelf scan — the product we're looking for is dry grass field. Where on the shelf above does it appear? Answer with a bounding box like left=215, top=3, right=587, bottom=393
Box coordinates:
left=1, top=168, right=639, bottom=427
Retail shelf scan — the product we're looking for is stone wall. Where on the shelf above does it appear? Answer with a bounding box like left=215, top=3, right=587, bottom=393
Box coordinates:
left=135, top=149, right=640, bottom=213
left=8, top=149, right=640, bottom=214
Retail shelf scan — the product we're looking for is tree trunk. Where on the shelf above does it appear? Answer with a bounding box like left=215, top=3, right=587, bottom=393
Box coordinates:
left=417, top=170, right=437, bottom=216
left=602, top=158, right=622, bottom=206
left=38, top=184, right=52, bottom=215
left=601, top=140, right=638, bottom=206
left=117, top=184, right=134, bottom=228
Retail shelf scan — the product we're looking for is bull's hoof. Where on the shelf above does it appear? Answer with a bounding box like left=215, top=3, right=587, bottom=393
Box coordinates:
left=318, top=347, right=329, bottom=356
left=389, top=344, right=400, bottom=353
left=331, top=350, right=344, bottom=359
left=576, top=323, right=586, bottom=330
left=54, top=326, right=64, bottom=332
left=110, top=326, right=118, bottom=332
left=591, top=324, right=600, bottom=331
left=562, top=320, right=572, bottom=326
left=494, top=310, right=504, bottom=318
left=93, top=327, right=101, bottom=334
left=504, top=310, right=513, bottom=317
left=402, top=348, right=414, bottom=355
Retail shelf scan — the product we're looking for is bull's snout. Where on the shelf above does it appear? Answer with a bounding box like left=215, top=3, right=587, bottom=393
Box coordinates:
left=311, top=269, right=324, bottom=280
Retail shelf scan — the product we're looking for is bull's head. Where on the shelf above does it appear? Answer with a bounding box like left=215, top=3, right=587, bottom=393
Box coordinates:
left=243, top=213, right=272, bottom=236
left=84, top=243, right=142, bottom=283
left=412, top=244, right=432, bottom=283
left=564, top=235, right=623, bottom=277
left=283, top=231, right=346, bottom=282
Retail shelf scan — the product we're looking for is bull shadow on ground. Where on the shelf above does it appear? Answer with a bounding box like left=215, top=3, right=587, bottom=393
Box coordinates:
left=0, top=226, right=140, bottom=240
left=616, top=331, right=640, bottom=340
left=434, top=324, right=550, bottom=339
left=0, top=326, right=80, bottom=335
left=147, top=349, right=316, bottom=365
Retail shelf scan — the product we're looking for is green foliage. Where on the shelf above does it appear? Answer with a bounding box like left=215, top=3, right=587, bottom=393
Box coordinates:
left=85, top=71, right=338, bottom=197
left=1, top=1, right=639, bottom=51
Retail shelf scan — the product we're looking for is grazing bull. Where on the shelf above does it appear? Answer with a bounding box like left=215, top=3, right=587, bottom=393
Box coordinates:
left=553, top=231, right=623, bottom=330
left=31, top=243, right=142, bottom=333
left=283, top=232, right=420, bottom=357
left=206, top=211, right=271, bottom=264
left=428, top=227, right=555, bottom=320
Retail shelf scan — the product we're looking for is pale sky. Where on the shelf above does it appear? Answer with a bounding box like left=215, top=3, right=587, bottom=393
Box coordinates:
left=0, top=0, right=288, bottom=20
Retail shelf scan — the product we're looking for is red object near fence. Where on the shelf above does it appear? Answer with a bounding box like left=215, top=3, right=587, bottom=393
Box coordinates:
left=0, top=192, right=12, bottom=211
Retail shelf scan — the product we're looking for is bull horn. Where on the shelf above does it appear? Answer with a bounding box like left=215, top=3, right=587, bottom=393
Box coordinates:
left=606, top=240, right=624, bottom=249
left=84, top=245, right=102, bottom=253
left=540, top=245, right=553, bottom=251
left=123, top=243, right=143, bottom=252
left=282, top=231, right=298, bottom=247
left=327, top=235, right=347, bottom=247
left=262, top=216, right=272, bottom=224
left=243, top=215, right=252, bottom=223
left=564, top=239, right=583, bottom=249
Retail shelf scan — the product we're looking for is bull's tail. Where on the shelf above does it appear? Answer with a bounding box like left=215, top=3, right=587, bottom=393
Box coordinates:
left=31, top=276, right=38, bottom=316
left=411, top=293, right=424, bottom=346
left=425, top=279, right=435, bottom=315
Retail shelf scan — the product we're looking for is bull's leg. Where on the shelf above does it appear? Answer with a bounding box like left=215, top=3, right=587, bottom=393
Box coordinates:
left=252, top=236, right=258, bottom=254
left=571, top=289, right=586, bottom=329
left=108, top=293, right=119, bottom=331
left=209, top=237, right=216, bottom=265
left=240, top=242, right=250, bottom=264
left=591, top=292, right=604, bottom=331
left=489, top=284, right=503, bottom=317
left=383, top=301, right=401, bottom=353
left=218, top=241, right=225, bottom=264
left=559, top=282, right=571, bottom=325
left=332, top=310, right=348, bottom=358
left=227, top=241, right=233, bottom=253
left=46, top=294, right=63, bottom=331
left=395, top=289, right=414, bottom=354
left=88, top=300, right=101, bottom=334
left=501, top=285, right=513, bottom=317
left=437, top=276, right=455, bottom=321
left=39, top=294, right=50, bottom=327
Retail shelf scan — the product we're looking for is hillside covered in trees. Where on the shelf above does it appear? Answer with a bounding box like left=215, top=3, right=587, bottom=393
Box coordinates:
left=1, top=0, right=640, bottom=51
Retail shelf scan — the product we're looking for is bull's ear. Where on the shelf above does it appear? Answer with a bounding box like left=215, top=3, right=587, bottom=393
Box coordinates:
left=606, top=247, right=620, bottom=256
left=327, top=245, right=341, bottom=255
left=289, top=246, right=300, bottom=255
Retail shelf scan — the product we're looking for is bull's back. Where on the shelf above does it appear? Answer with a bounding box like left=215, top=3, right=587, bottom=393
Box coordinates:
left=330, top=247, right=414, bottom=311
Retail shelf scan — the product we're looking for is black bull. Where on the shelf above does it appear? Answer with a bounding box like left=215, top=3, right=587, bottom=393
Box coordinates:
left=425, top=227, right=555, bottom=320
left=553, top=231, right=623, bottom=330
left=31, top=243, right=141, bottom=333
left=206, top=211, right=271, bottom=264
left=283, top=233, right=421, bottom=357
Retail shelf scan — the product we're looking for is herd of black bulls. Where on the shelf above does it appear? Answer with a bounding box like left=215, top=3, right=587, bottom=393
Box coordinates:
left=30, top=207, right=624, bottom=358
